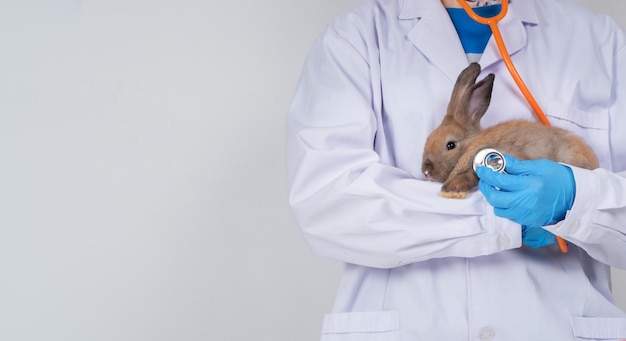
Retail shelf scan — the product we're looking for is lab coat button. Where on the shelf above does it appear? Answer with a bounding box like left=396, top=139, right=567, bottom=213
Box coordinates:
left=479, top=327, right=496, bottom=341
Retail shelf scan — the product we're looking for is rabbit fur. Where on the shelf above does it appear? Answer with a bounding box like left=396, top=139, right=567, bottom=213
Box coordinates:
left=421, top=63, right=599, bottom=199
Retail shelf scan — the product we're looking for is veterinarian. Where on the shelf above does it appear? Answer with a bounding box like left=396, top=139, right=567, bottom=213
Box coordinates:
left=286, top=0, right=626, bottom=339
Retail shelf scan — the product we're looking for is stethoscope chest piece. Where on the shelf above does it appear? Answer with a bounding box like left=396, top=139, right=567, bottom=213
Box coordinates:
left=473, top=148, right=506, bottom=173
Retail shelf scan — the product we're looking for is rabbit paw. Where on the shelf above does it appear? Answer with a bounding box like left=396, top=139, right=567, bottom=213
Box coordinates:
left=440, top=190, right=469, bottom=199
left=440, top=177, right=474, bottom=199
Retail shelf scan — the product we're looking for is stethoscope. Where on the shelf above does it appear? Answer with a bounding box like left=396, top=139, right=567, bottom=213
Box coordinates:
left=458, top=0, right=568, bottom=253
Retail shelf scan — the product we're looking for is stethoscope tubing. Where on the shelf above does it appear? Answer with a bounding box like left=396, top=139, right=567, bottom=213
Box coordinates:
left=456, top=0, right=568, bottom=253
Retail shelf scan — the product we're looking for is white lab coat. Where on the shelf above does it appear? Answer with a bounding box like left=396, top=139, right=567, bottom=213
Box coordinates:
left=286, top=0, right=626, bottom=339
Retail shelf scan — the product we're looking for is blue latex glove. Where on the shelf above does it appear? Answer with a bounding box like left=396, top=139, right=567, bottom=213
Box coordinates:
left=476, top=155, right=576, bottom=248
left=521, top=225, right=557, bottom=248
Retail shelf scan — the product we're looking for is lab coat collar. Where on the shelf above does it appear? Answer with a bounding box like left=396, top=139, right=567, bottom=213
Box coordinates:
left=400, top=0, right=539, bottom=81
left=398, top=0, right=540, bottom=24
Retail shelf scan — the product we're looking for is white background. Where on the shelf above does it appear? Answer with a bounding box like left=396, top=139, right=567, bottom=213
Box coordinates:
left=0, top=1, right=624, bottom=340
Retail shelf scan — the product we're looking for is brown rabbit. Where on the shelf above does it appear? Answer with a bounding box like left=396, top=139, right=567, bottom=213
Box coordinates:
left=421, top=63, right=599, bottom=199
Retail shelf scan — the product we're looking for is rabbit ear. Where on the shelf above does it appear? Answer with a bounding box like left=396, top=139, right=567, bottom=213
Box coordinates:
left=462, top=73, right=494, bottom=126
left=447, top=63, right=482, bottom=119
left=447, top=63, right=494, bottom=127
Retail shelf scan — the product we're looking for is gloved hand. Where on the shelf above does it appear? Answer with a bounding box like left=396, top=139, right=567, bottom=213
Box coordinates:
left=521, top=225, right=557, bottom=248
left=476, top=155, right=576, bottom=247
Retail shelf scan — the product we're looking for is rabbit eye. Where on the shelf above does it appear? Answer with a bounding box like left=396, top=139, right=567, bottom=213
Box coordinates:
left=446, top=141, right=456, bottom=150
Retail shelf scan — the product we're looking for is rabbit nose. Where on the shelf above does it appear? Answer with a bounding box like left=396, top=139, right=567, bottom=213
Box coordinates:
left=423, top=170, right=434, bottom=180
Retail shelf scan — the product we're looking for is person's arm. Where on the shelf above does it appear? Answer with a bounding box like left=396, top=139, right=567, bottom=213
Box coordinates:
left=286, top=22, right=520, bottom=269
left=477, top=27, right=626, bottom=268
left=552, top=167, right=626, bottom=268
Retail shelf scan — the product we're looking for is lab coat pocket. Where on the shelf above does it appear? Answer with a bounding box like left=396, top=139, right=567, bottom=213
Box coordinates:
left=571, top=316, right=626, bottom=340
left=321, top=311, right=400, bottom=341
left=546, top=101, right=610, bottom=169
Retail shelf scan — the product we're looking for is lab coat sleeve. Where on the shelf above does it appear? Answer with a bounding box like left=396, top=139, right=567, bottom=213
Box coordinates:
left=548, top=33, right=626, bottom=269
left=286, top=24, right=521, bottom=269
